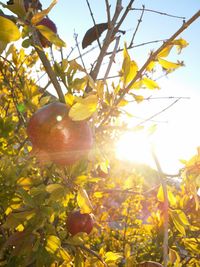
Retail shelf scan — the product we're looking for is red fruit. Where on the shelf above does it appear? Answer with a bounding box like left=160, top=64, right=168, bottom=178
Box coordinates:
left=66, top=211, right=94, bottom=236
left=36, top=18, right=57, bottom=47
left=27, top=102, right=93, bottom=166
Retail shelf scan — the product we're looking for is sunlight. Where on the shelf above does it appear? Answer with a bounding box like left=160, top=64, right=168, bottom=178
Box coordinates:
left=116, top=131, right=155, bottom=167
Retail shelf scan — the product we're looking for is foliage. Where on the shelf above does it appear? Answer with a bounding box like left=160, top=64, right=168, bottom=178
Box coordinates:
left=0, top=1, right=199, bottom=266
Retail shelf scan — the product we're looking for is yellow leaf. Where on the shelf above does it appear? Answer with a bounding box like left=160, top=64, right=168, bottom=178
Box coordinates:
left=77, top=188, right=93, bottom=214
left=121, top=44, right=138, bottom=85
left=65, top=93, right=74, bottom=106
left=15, top=224, right=24, bottom=232
left=146, top=61, right=156, bottom=72
left=17, top=177, right=32, bottom=190
left=105, top=252, right=123, bottom=263
left=172, top=38, right=189, bottom=54
left=143, top=77, right=160, bottom=89
left=72, top=76, right=88, bottom=91
left=96, top=80, right=104, bottom=99
left=69, top=95, right=98, bottom=121
left=36, top=25, right=66, bottom=47
left=0, top=41, right=7, bottom=54
left=4, top=0, right=26, bottom=17
left=31, top=0, right=58, bottom=25
left=45, top=235, right=61, bottom=254
left=158, top=58, right=181, bottom=70
left=158, top=45, right=173, bottom=58
left=117, top=98, right=129, bottom=107
left=169, top=248, right=181, bottom=265
left=131, top=93, right=144, bottom=103
left=0, top=16, right=21, bottom=43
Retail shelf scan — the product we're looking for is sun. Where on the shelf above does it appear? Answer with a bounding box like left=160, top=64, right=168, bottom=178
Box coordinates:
left=115, top=131, right=155, bottom=168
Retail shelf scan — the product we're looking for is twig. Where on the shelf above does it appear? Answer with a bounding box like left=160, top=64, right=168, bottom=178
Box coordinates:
left=79, top=245, right=108, bottom=267
left=31, top=27, right=65, bottom=103
left=105, top=0, right=111, bottom=25
left=134, top=98, right=181, bottom=127
left=114, top=0, right=135, bottom=34
left=118, top=10, right=200, bottom=102
left=74, top=32, right=87, bottom=73
left=90, top=0, right=123, bottom=81
left=151, top=147, right=169, bottom=267
left=131, top=7, right=186, bottom=20
left=129, top=5, right=145, bottom=48
left=103, top=35, right=120, bottom=83
left=85, top=0, right=102, bottom=49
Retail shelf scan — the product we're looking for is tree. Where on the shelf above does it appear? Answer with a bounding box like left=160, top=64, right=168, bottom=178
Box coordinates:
left=0, top=1, right=199, bottom=266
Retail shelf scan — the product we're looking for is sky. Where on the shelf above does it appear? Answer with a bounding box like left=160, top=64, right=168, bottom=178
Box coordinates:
left=2, top=0, right=200, bottom=173
left=48, top=0, right=200, bottom=174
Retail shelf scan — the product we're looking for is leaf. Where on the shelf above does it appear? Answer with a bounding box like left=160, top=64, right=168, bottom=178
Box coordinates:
left=82, top=22, right=108, bottom=49
left=170, top=209, right=190, bottom=235
left=36, top=25, right=66, bottom=47
left=72, top=76, right=88, bottom=91
left=157, top=186, right=176, bottom=206
left=158, top=58, right=182, bottom=70
left=143, top=77, right=160, bottom=89
left=0, top=40, right=7, bottom=54
left=131, top=93, right=144, bottom=103
left=0, top=16, right=20, bottom=43
left=65, top=93, right=74, bottom=106
left=69, top=95, right=98, bottom=121
left=4, top=0, right=26, bottom=17
left=157, top=45, right=173, bottom=58
left=121, top=44, right=138, bottom=85
left=172, top=38, right=189, bottom=54
left=31, top=0, right=58, bottom=25
left=77, top=188, right=93, bottom=214
left=105, top=252, right=123, bottom=263
left=169, top=248, right=181, bottom=266
left=45, top=235, right=61, bottom=254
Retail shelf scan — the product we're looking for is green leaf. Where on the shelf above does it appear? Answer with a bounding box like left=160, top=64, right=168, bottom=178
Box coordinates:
left=36, top=25, right=66, bottom=47
left=0, top=16, right=20, bottom=43
left=77, top=188, right=93, bottom=214
left=69, top=95, right=98, bottom=121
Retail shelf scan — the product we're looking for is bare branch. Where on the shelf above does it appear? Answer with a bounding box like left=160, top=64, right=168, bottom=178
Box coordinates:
left=151, top=148, right=169, bottom=267
left=131, top=7, right=186, bottom=20
left=105, top=0, right=111, bottom=25
left=74, top=32, right=87, bottom=73
left=90, top=0, right=123, bottom=81
left=85, top=0, right=102, bottom=49
left=103, top=35, right=120, bottom=83
left=129, top=4, right=145, bottom=48
left=31, top=28, right=65, bottom=103
left=134, top=98, right=181, bottom=127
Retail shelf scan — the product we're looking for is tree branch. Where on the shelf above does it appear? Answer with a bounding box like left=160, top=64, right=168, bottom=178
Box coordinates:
left=151, top=147, right=169, bottom=267
left=31, top=28, right=65, bottom=103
